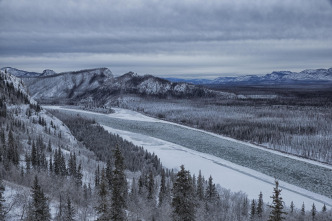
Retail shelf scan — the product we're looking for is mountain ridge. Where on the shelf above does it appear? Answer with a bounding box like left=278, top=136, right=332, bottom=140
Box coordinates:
left=165, top=68, right=332, bottom=85
left=2, top=67, right=223, bottom=105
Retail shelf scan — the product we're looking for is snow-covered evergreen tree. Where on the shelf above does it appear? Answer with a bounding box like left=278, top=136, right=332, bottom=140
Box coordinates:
left=96, top=169, right=110, bottom=221
left=27, top=176, right=51, bottom=221
left=172, top=165, right=196, bottom=221
left=257, top=191, right=263, bottom=218
left=0, top=177, right=6, bottom=221
left=111, top=146, right=127, bottom=221
left=64, top=197, right=75, bottom=221
left=196, top=170, right=204, bottom=201
left=311, top=203, right=316, bottom=221
left=250, top=199, right=256, bottom=220
left=159, top=169, right=167, bottom=206
left=268, top=180, right=286, bottom=221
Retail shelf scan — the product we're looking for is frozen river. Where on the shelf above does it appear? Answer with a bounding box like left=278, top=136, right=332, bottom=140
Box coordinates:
left=44, top=106, right=332, bottom=209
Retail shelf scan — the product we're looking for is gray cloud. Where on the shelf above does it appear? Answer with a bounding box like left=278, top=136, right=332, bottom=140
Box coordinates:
left=0, top=0, right=331, bottom=76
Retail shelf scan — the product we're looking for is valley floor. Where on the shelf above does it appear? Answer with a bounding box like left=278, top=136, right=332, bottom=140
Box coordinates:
left=44, top=106, right=332, bottom=210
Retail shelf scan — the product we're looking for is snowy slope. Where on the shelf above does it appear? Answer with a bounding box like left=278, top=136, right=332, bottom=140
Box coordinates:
left=1, top=67, right=40, bottom=77
left=0, top=70, right=37, bottom=105
left=12, top=68, right=114, bottom=101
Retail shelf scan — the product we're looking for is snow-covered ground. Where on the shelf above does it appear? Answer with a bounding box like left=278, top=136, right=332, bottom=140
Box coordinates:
left=44, top=106, right=332, bottom=210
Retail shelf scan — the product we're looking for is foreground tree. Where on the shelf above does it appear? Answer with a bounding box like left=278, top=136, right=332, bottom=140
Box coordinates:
left=111, top=146, right=127, bottom=221
left=27, top=176, right=51, bottom=221
left=0, top=177, right=6, bottom=221
left=158, top=169, right=167, bottom=206
left=172, top=165, right=196, bottom=221
left=311, top=203, right=316, bottom=221
left=250, top=199, right=256, bottom=220
left=290, top=201, right=294, bottom=213
left=257, top=191, right=264, bottom=218
left=268, top=179, right=286, bottom=221
left=96, top=169, right=109, bottom=221
left=64, top=197, right=75, bottom=221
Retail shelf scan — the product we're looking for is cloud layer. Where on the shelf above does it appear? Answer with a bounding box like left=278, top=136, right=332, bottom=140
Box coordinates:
left=1, top=0, right=331, bottom=77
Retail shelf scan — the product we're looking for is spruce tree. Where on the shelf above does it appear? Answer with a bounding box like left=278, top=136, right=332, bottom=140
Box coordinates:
left=29, top=176, right=51, bottom=221
left=68, top=152, right=77, bottom=177
left=95, top=165, right=100, bottom=187
left=75, top=163, right=83, bottom=187
left=56, top=194, right=64, bottom=221
left=49, top=156, right=53, bottom=173
left=111, top=145, right=127, bottom=221
left=290, top=201, right=294, bottom=213
left=205, top=175, right=217, bottom=202
left=96, top=169, right=109, bottom=221
left=7, top=130, right=19, bottom=165
left=25, top=152, right=31, bottom=173
left=268, top=179, right=286, bottom=221
left=59, top=151, right=67, bottom=176
left=31, top=141, right=37, bottom=168
left=64, top=197, right=75, bottom=221
left=0, top=177, right=6, bottom=221
left=311, top=203, right=316, bottom=221
left=196, top=170, right=204, bottom=201
left=301, top=202, right=305, bottom=216
left=241, top=196, right=249, bottom=217
left=147, top=170, right=154, bottom=200
left=106, top=159, right=113, bottom=189
left=250, top=199, right=256, bottom=220
left=172, top=165, right=196, bottom=221
left=257, top=191, right=264, bottom=218
left=47, top=140, right=52, bottom=152
left=322, top=203, right=326, bottom=212
left=159, top=169, right=167, bottom=206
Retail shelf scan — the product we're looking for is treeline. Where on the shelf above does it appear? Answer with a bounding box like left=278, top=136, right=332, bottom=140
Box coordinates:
left=52, top=112, right=163, bottom=174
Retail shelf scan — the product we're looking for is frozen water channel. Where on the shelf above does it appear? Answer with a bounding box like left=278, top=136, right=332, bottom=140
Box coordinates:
left=44, top=106, right=332, bottom=209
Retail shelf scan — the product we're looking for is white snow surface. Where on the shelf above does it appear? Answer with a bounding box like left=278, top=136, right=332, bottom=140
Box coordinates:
left=44, top=106, right=332, bottom=209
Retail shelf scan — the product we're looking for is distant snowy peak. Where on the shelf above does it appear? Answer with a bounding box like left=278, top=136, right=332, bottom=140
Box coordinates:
left=166, top=68, right=332, bottom=85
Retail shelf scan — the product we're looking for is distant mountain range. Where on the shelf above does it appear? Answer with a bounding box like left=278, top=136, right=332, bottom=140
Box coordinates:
left=1, top=67, right=224, bottom=105
left=165, top=68, right=332, bottom=85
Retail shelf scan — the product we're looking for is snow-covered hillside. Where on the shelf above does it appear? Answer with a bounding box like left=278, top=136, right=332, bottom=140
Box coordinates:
left=0, top=70, right=105, bottom=219
left=0, top=70, right=37, bottom=105
left=3, top=68, right=229, bottom=104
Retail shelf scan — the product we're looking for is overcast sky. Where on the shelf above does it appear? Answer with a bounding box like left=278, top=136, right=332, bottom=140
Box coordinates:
left=0, top=0, right=332, bottom=78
